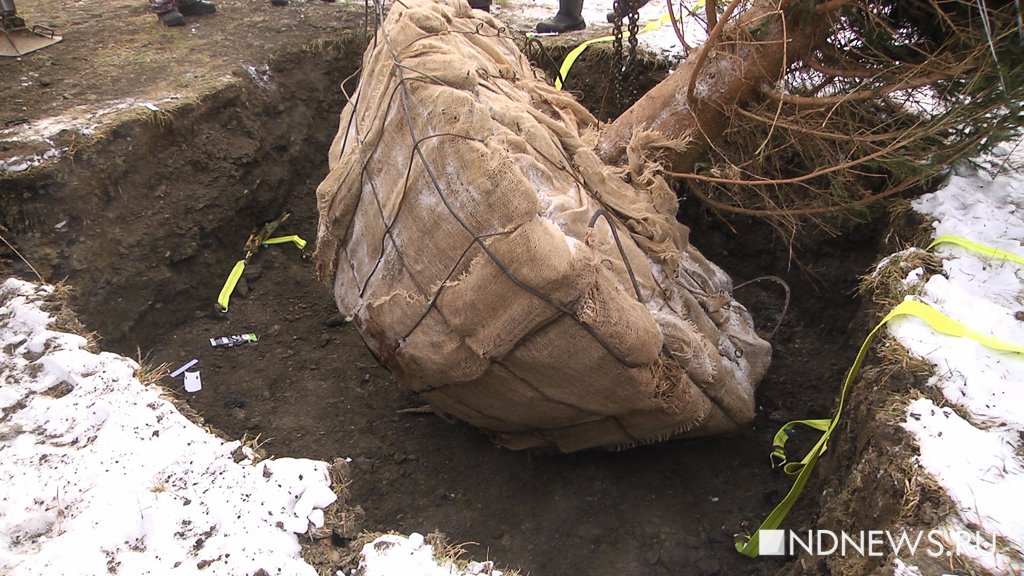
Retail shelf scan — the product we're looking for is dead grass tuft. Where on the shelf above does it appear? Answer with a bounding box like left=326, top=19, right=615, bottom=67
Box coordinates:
left=133, top=347, right=171, bottom=387
left=858, top=246, right=943, bottom=310
left=875, top=334, right=938, bottom=380
left=239, top=432, right=272, bottom=464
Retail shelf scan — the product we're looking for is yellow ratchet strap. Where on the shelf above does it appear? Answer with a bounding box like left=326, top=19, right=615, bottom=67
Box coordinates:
left=736, top=237, right=1024, bottom=558
left=216, top=234, right=307, bottom=312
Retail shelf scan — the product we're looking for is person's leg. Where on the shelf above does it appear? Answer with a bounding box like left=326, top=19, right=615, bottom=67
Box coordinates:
left=536, top=0, right=585, bottom=33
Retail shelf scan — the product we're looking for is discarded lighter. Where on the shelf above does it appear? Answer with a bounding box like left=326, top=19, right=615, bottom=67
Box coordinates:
left=210, top=333, right=259, bottom=347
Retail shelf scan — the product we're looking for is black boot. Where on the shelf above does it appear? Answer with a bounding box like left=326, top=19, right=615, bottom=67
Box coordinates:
left=158, top=8, right=185, bottom=25
left=536, top=0, right=585, bottom=33
left=468, top=0, right=490, bottom=12
left=178, top=0, right=217, bottom=16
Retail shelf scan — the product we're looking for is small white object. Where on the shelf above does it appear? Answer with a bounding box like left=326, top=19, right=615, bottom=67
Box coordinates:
left=308, top=508, right=325, bottom=529
left=183, top=370, right=202, bottom=393
left=143, top=103, right=160, bottom=112
left=170, top=359, right=199, bottom=378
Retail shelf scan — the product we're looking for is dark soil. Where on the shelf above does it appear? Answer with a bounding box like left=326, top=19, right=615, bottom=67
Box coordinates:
left=132, top=211, right=885, bottom=576
left=1, top=3, right=913, bottom=575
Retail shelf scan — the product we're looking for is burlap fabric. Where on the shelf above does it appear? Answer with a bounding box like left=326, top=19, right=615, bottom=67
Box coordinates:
left=314, top=0, right=771, bottom=452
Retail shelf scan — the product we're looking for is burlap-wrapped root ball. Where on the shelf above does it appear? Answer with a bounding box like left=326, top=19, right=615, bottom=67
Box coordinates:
left=314, top=0, right=771, bottom=452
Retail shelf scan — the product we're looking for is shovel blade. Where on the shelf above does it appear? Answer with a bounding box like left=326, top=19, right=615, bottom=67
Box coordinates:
left=1, top=26, right=62, bottom=57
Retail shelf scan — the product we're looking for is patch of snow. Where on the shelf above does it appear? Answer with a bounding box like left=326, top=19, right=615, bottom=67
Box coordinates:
left=0, top=98, right=180, bottom=173
left=244, top=63, right=276, bottom=90
left=0, top=277, right=507, bottom=576
left=352, top=532, right=505, bottom=576
left=892, top=557, right=923, bottom=576
left=0, top=148, right=66, bottom=174
left=0, top=278, right=336, bottom=575
left=890, top=162, right=1024, bottom=574
left=902, top=266, right=924, bottom=288
left=904, top=400, right=1024, bottom=552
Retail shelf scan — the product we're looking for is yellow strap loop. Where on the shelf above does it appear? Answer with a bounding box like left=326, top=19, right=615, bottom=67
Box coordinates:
left=735, top=237, right=1024, bottom=558
left=217, top=260, right=248, bottom=312
left=217, top=235, right=307, bottom=312
left=261, top=235, right=308, bottom=250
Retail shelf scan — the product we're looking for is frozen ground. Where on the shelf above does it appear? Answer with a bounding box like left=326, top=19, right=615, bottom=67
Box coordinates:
left=0, top=278, right=508, bottom=575
left=5, top=146, right=1024, bottom=574
left=887, top=148, right=1024, bottom=575
left=4, top=0, right=1024, bottom=572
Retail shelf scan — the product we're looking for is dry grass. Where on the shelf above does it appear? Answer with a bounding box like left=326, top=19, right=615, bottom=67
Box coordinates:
left=239, top=432, right=272, bottom=464
left=426, top=531, right=520, bottom=576
left=858, top=245, right=943, bottom=308
left=874, top=334, right=938, bottom=379
left=133, top=347, right=171, bottom=387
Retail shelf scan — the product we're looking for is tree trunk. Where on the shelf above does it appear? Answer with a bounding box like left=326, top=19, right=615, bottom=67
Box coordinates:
left=596, top=0, right=830, bottom=174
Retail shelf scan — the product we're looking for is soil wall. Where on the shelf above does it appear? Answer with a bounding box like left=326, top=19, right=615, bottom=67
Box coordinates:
left=2, top=39, right=359, bottom=347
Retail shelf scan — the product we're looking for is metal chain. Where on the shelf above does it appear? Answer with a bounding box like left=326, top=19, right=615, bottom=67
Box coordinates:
left=611, top=0, right=625, bottom=102
left=626, top=7, right=640, bottom=72
left=611, top=0, right=642, bottom=106
left=624, top=5, right=641, bottom=102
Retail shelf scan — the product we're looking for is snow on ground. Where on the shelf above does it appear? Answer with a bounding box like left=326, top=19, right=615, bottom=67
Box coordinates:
left=0, top=98, right=186, bottom=173
left=506, top=0, right=706, bottom=59
left=0, top=278, right=499, bottom=575
left=886, top=150, right=1024, bottom=575
left=353, top=533, right=505, bottom=576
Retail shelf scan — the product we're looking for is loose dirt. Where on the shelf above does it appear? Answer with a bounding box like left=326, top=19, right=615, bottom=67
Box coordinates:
left=2, top=2, right=916, bottom=574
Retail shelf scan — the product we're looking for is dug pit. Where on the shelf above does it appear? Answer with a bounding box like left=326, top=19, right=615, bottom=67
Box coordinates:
left=1, top=6, right=906, bottom=574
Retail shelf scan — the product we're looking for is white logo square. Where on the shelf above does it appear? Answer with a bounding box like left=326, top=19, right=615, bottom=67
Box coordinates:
left=759, top=529, right=787, bottom=556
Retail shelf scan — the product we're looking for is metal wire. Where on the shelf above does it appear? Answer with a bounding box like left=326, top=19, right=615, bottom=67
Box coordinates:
left=330, top=0, right=755, bottom=439
left=364, top=1, right=644, bottom=367
left=733, top=275, right=791, bottom=340
left=587, top=208, right=645, bottom=302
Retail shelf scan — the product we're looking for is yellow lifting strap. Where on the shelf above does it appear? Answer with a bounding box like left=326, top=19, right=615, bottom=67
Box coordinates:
left=553, top=0, right=706, bottom=90
left=927, top=234, right=1024, bottom=266
left=216, top=234, right=307, bottom=312
left=260, top=235, right=307, bottom=249
left=736, top=236, right=1024, bottom=558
